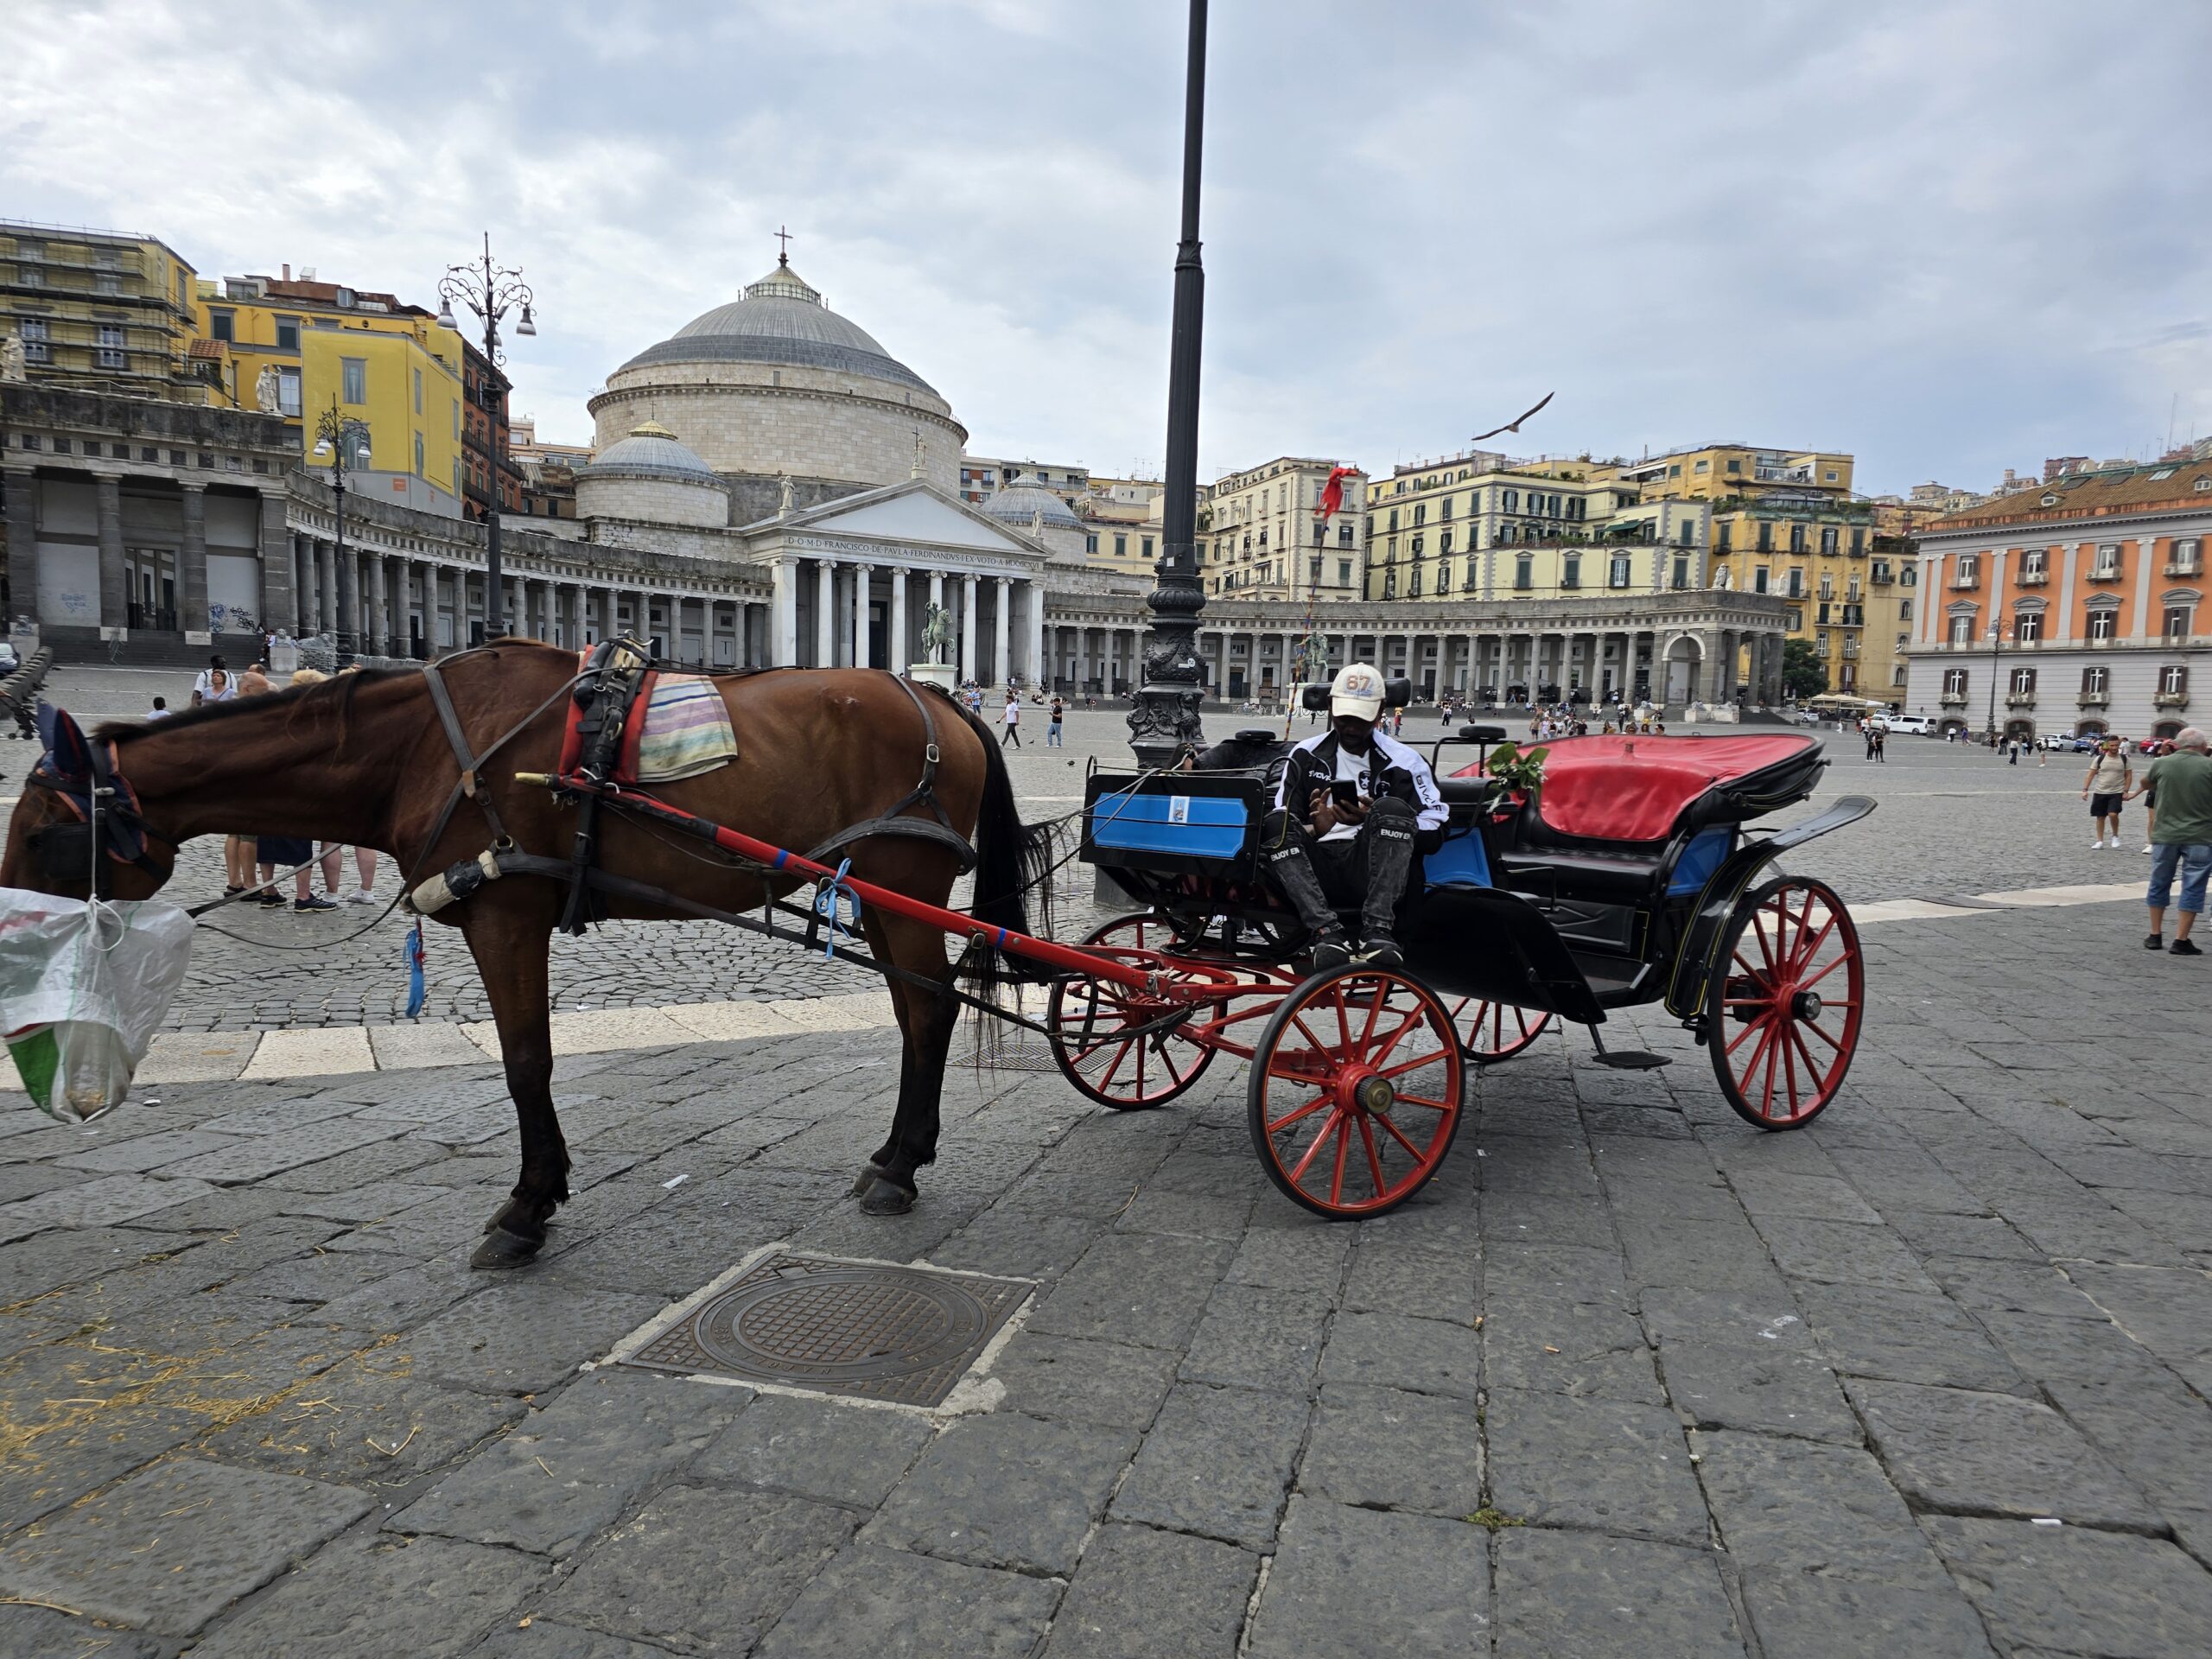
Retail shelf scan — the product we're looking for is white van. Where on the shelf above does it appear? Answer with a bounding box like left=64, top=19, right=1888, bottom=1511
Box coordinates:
left=1884, top=715, right=1936, bottom=736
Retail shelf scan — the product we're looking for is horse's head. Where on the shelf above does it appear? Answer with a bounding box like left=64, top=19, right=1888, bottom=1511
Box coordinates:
left=1, top=705, right=176, bottom=901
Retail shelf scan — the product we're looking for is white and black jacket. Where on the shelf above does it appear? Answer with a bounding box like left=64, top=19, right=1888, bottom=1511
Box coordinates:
left=1273, top=729, right=1448, bottom=836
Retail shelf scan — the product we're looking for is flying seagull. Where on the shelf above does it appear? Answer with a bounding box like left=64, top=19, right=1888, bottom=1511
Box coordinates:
left=1471, top=391, right=1554, bottom=443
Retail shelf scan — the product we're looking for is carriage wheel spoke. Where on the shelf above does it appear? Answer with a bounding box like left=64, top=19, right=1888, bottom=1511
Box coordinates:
left=1778, top=1026, right=1802, bottom=1116
left=1268, top=1095, right=1331, bottom=1135
left=1795, top=951, right=1848, bottom=992
left=1788, top=912, right=1839, bottom=974
left=1378, top=1047, right=1449, bottom=1081
left=1368, top=1008, right=1426, bottom=1067
left=1288, top=1109, right=1343, bottom=1182
left=1357, top=981, right=1384, bottom=1047
left=1372, top=1107, right=1426, bottom=1160
left=1726, top=1009, right=1770, bottom=1056
left=1328, top=1110, right=1352, bottom=1205
left=1291, top=1014, right=1334, bottom=1056
left=1800, top=1017, right=1847, bottom=1054
left=1392, top=1092, right=1453, bottom=1110
left=1357, top=1117, right=1388, bottom=1198
left=1788, top=1025, right=1829, bottom=1102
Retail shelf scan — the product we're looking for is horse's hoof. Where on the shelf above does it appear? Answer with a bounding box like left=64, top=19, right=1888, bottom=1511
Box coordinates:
left=484, top=1196, right=552, bottom=1236
left=857, top=1175, right=917, bottom=1217
left=470, top=1226, right=544, bottom=1270
left=849, top=1161, right=887, bottom=1198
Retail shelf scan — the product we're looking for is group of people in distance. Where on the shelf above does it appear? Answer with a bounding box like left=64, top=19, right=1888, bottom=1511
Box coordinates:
left=182, top=654, right=378, bottom=914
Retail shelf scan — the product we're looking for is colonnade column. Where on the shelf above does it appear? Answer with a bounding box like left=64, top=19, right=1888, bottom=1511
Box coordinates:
left=772, top=560, right=798, bottom=666
left=993, top=577, right=1012, bottom=688
left=890, top=568, right=910, bottom=674
left=93, top=474, right=124, bottom=632
left=960, top=575, right=979, bottom=683
left=256, top=492, right=295, bottom=636
left=852, top=563, right=873, bottom=671
left=1026, top=581, right=1045, bottom=688
left=815, top=560, right=835, bottom=668
left=366, top=555, right=390, bottom=658
left=177, top=483, right=208, bottom=639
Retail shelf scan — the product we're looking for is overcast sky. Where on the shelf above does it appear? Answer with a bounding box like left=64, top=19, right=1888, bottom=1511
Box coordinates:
left=6, top=0, right=2209, bottom=496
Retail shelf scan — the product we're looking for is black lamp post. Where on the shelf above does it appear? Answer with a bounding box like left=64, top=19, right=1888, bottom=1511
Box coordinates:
left=311, top=397, right=369, bottom=656
left=436, top=233, right=536, bottom=639
left=1983, top=620, right=2007, bottom=747
left=1128, top=0, right=1211, bottom=768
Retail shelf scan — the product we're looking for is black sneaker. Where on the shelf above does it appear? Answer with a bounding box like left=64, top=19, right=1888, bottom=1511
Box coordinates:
left=1355, top=936, right=1405, bottom=968
left=2173, top=938, right=2203, bottom=957
left=2146, top=933, right=2166, bottom=950
left=294, top=894, right=339, bottom=912
left=255, top=891, right=286, bottom=907
left=1309, top=933, right=1352, bottom=971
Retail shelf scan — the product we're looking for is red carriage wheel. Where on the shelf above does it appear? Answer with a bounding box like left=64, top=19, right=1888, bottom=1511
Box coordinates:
left=1448, top=997, right=1554, bottom=1064
left=1046, top=916, right=1217, bottom=1110
left=1707, top=875, right=1863, bottom=1130
left=1246, top=963, right=1465, bottom=1218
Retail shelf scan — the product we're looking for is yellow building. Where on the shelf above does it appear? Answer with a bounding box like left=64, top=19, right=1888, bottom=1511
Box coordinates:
left=1601, top=442, right=1912, bottom=697
left=1362, top=452, right=1626, bottom=601
left=196, top=270, right=467, bottom=516
left=0, top=219, right=205, bottom=401
left=1205, top=458, right=1365, bottom=600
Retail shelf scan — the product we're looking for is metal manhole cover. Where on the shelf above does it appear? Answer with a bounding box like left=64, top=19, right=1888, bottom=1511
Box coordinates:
left=621, top=1254, right=1031, bottom=1406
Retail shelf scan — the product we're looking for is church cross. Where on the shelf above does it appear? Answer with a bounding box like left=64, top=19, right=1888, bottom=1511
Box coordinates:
left=775, top=225, right=791, bottom=265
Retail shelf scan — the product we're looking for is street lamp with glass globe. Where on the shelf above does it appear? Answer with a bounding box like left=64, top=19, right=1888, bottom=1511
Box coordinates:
left=436, top=234, right=537, bottom=639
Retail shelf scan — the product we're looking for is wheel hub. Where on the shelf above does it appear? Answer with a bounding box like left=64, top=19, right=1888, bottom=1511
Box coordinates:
left=1790, top=988, right=1822, bottom=1021
left=1335, top=1067, right=1395, bottom=1116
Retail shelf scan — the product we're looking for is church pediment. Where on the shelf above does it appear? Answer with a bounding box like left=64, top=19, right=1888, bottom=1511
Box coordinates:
left=787, top=481, right=1042, bottom=556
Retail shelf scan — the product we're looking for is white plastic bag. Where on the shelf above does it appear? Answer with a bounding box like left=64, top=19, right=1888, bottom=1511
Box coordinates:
left=0, top=889, right=194, bottom=1122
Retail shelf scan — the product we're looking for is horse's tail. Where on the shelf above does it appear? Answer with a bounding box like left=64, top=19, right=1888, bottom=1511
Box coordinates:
left=945, top=696, right=1057, bottom=985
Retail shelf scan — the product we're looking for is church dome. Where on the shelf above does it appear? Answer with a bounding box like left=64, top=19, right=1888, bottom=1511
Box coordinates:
left=616, top=259, right=940, bottom=397
left=583, top=421, right=715, bottom=481
left=982, top=472, right=1084, bottom=532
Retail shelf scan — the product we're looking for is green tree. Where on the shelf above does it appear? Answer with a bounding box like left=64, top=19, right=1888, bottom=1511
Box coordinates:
left=1781, top=638, right=1827, bottom=698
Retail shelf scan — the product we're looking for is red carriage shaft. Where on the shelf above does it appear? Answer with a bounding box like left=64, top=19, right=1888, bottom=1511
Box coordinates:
left=552, top=775, right=1179, bottom=995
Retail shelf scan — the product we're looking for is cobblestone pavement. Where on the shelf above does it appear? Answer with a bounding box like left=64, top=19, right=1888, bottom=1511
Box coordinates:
left=3, top=667, right=2209, bottom=1654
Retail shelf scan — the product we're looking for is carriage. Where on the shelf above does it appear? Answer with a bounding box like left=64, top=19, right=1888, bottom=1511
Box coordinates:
left=1051, top=683, right=1875, bottom=1218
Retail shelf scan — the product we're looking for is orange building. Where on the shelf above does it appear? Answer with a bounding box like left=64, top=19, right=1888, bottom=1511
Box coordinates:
left=1906, top=460, right=2208, bottom=740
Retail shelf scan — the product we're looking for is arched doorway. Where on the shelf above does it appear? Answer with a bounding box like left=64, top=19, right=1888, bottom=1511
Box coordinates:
left=2003, top=717, right=2036, bottom=742
left=1939, top=716, right=1970, bottom=737
left=1662, top=633, right=1703, bottom=704
left=2152, top=718, right=2184, bottom=741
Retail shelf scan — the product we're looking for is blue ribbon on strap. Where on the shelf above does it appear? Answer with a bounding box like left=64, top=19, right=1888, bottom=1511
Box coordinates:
left=813, top=858, right=861, bottom=958
left=404, top=920, right=427, bottom=1019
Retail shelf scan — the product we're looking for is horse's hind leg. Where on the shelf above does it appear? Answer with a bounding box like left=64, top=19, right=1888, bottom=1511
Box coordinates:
left=853, top=912, right=959, bottom=1217
left=459, top=899, right=570, bottom=1268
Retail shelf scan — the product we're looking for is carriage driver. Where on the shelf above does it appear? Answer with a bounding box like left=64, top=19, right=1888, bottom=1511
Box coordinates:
left=1262, top=663, right=1446, bottom=970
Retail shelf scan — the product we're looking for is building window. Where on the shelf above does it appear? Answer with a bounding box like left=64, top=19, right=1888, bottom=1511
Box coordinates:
left=1610, top=555, right=1631, bottom=588
left=1410, top=534, right=1424, bottom=556
left=2010, top=666, right=2037, bottom=696
left=1412, top=504, right=1426, bottom=527
left=2167, top=604, right=2195, bottom=639
left=276, top=366, right=301, bottom=416
left=2082, top=665, right=2107, bottom=696
left=2087, top=609, right=2117, bottom=641
left=1790, top=523, right=1808, bottom=553
left=17, top=317, right=48, bottom=362
left=1561, top=554, right=1580, bottom=589
left=1338, top=560, right=1352, bottom=586
left=1409, top=567, right=1423, bottom=598
left=1786, top=569, right=1805, bottom=600
left=1756, top=522, right=1771, bottom=552
left=1672, top=556, right=1690, bottom=590
left=1820, top=526, right=1838, bottom=555
left=2160, top=664, right=2190, bottom=697
left=1944, top=667, right=1969, bottom=698
left=1439, top=530, right=1452, bottom=555
left=276, top=316, right=300, bottom=351
left=2092, top=543, right=2122, bottom=580
left=1141, top=537, right=1154, bottom=559
left=96, top=323, right=124, bottom=367
left=1949, top=615, right=1974, bottom=645
left=1850, top=528, right=1865, bottom=555
left=2022, top=548, right=2046, bottom=577
left=1513, top=555, right=1533, bottom=590
left=341, top=357, right=366, bottom=404
left=1113, top=534, right=1127, bottom=558
left=1084, top=534, right=1097, bottom=555
left=413, top=431, right=424, bottom=478
left=1387, top=509, right=1399, bottom=531
left=1726, top=458, right=1740, bottom=474
left=1955, top=553, right=1979, bottom=584
left=1717, top=523, right=1732, bottom=552
left=1752, top=565, right=1769, bottom=594
left=1501, top=488, right=1518, bottom=513
left=1338, top=522, right=1353, bottom=547
left=209, top=309, right=235, bottom=343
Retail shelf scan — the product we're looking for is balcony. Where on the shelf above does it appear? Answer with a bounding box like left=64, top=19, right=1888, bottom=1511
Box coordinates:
left=2077, top=691, right=2110, bottom=709
left=2090, top=565, right=2123, bottom=582
left=2154, top=691, right=2191, bottom=710
left=2005, top=693, right=2037, bottom=709
left=1949, top=574, right=1980, bottom=589
left=2165, top=559, right=2203, bottom=577
left=1940, top=693, right=1968, bottom=709
left=2016, top=570, right=2049, bottom=586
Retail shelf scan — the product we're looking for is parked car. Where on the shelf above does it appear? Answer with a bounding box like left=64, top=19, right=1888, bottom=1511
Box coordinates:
left=2072, top=734, right=2104, bottom=753
left=2037, top=733, right=2074, bottom=751
left=1885, top=715, right=1936, bottom=736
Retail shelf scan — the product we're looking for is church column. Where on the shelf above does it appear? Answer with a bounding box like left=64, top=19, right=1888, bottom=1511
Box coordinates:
left=1217, top=632, right=1230, bottom=700
left=993, top=577, right=1011, bottom=688
left=1026, top=580, right=1045, bottom=688
left=960, top=574, right=979, bottom=683
left=256, top=491, right=295, bottom=637
left=92, top=474, right=124, bottom=633
left=815, top=559, right=835, bottom=669
left=772, top=559, right=798, bottom=666
left=365, top=554, right=390, bottom=658
left=890, top=568, right=910, bottom=674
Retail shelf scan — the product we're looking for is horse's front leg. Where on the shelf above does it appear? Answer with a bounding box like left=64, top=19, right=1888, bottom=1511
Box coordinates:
left=851, top=911, right=957, bottom=1217
left=458, top=895, right=569, bottom=1268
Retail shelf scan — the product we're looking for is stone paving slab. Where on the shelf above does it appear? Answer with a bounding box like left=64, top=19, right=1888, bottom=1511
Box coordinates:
left=0, top=856, right=2210, bottom=1650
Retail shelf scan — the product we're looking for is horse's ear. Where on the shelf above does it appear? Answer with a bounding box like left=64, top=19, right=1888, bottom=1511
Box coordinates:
left=36, top=702, right=92, bottom=779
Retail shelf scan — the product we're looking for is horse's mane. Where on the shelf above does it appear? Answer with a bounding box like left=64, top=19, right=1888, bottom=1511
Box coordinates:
left=95, top=667, right=400, bottom=743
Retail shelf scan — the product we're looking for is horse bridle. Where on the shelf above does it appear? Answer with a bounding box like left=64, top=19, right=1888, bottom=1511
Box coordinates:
left=24, top=738, right=175, bottom=897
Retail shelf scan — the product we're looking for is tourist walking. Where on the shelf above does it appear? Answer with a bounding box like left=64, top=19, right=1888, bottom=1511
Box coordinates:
left=2141, top=727, right=2212, bottom=955
left=191, top=655, right=235, bottom=708
left=1001, top=693, right=1021, bottom=747
left=1046, top=696, right=1064, bottom=747
left=2083, top=736, right=2132, bottom=849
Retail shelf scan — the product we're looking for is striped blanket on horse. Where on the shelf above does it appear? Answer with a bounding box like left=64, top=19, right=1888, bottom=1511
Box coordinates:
left=559, top=666, right=737, bottom=785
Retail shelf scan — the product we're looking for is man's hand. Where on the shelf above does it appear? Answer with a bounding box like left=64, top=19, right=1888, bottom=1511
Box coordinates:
left=1309, top=787, right=1338, bottom=835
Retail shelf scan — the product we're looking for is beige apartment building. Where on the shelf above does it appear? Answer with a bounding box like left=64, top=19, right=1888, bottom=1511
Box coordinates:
left=1362, top=451, right=1626, bottom=601
left=1204, top=457, right=1366, bottom=601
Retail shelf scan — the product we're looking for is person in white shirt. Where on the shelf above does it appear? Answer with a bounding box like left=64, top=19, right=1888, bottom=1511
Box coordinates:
left=1001, top=694, right=1021, bottom=747
left=1264, top=664, right=1446, bottom=969
left=191, top=655, right=236, bottom=707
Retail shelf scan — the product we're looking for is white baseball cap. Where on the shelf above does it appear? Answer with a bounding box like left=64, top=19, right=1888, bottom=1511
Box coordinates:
left=1330, top=663, right=1386, bottom=720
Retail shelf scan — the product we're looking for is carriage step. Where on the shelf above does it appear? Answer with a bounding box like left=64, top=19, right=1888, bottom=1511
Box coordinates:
left=1590, top=1049, right=1671, bottom=1071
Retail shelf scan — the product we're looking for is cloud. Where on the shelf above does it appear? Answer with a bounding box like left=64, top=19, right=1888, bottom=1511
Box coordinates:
left=5, top=0, right=2209, bottom=488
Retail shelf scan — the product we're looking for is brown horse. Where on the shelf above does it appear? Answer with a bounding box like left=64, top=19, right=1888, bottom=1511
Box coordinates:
left=0, top=643, right=1052, bottom=1268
